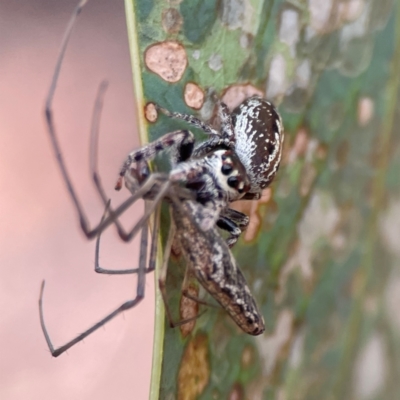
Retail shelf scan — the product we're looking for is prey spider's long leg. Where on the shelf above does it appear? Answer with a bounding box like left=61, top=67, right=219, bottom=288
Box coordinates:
left=89, top=80, right=151, bottom=240
left=147, top=203, right=161, bottom=273
left=181, top=267, right=217, bottom=308
left=44, top=0, right=108, bottom=240
left=75, top=174, right=169, bottom=239
left=115, top=178, right=169, bottom=241
left=44, top=0, right=160, bottom=242
left=39, top=209, right=149, bottom=357
left=158, top=220, right=176, bottom=326
left=94, top=201, right=161, bottom=275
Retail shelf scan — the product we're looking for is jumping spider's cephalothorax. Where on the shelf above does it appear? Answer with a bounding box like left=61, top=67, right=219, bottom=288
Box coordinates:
left=115, top=129, right=252, bottom=246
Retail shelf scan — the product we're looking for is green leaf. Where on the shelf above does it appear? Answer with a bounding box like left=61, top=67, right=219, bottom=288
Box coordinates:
left=124, top=0, right=400, bottom=398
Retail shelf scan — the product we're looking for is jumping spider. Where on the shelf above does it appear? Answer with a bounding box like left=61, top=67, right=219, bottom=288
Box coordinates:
left=115, top=95, right=284, bottom=246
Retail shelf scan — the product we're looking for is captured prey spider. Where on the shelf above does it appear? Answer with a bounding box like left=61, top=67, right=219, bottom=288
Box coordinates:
left=40, top=160, right=264, bottom=358
left=122, top=162, right=265, bottom=335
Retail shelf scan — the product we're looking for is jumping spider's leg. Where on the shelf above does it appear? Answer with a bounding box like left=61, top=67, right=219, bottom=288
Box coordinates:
left=39, top=211, right=149, bottom=357
left=94, top=201, right=160, bottom=275
left=216, top=208, right=249, bottom=248
left=154, top=103, right=219, bottom=136
left=217, top=216, right=243, bottom=248
left=222, top=208, right=250, bottom=229
left=241, top=192, right=261, bottom=200
left=217, top=101, right=235, bottom=143
left=115, top=130, right=195, bottom=190
left=187, top=101, right=236, bottom=159
left=192, top=135, right=230, bottom=158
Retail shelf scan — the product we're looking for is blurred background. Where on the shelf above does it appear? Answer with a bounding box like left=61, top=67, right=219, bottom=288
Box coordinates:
left=0, top=1, right=152, bottom=399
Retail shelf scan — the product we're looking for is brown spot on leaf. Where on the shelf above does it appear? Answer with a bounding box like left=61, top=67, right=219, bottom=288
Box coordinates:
left=178, top=333, right=210, bottom=400
left=180, top=284, right=200, bottom=338
left=336, top=140, right=349, bottom=167
left=299, top=163, right=317, bottom=197
left=257, top=309, right=295, bottom=376
left=145, top=41, right=187, bottom=83
left=184, top=82, right=205, bottom=110
left=358, top=97, right=374, bottom=126
left=162, top=8, right=183, bottom=34
left=144, top=102, right=157, bottom=123
left=228, top=382, right=244, bottom=400
left=241, top=345, right=255, bottom=369
left=287, top=128, right=309, bottom=165
left=222, top=84, right=264, bottom=110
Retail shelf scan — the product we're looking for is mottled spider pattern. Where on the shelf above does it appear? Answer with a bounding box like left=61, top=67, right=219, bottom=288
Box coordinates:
left=122, top=162, right=265, bottom=335
left=117, top=96, right=284, bottom=246
left=170, top=197, right=265, bottom=335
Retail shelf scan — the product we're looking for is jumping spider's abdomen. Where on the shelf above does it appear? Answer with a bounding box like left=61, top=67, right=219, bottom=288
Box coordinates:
left=232, top=96, right=284, bottom=194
